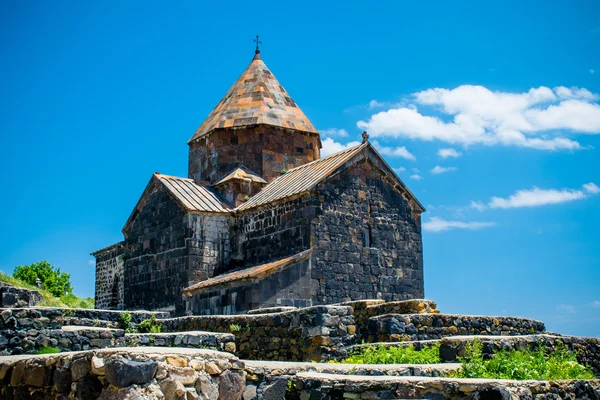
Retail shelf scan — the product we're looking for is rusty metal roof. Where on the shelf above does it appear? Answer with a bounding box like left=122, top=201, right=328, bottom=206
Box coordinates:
left=183, top=249, right=312, bottom=295
left=237, top=143, right=368, bottom=211
left=214, top=166, right=267, bottom=186
left=154, top=173, right=233, bottom=213
left=188, top=52, right=318, bottom=143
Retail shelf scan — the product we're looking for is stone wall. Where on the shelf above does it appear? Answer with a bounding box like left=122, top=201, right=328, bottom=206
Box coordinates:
left=186, top=256, right=313, bottom=315
left=188, top=126, right=320, bottom=184
left=161, top=305, right=355, bottom=361
left=123, top=187, right=192, bottom=313
left=0, top=307, right=168, bottom=355
left=366, top=313, right=546, bottom=342
left=284, top=373, right=600, bottom=400
left=311, top=160, right=424, bottom=304
left=186, top=213, right=233, bottom=280
left=0, top=347, right=247, bottom=400
left=234, top=195, right=313, bottom=267
left=92, top=242, right=124, bottom=309
left=0, top=283, right=42, bottom=308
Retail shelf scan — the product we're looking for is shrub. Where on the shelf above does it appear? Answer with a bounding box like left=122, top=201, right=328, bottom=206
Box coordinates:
left=454, top=338, right=596, bottom=380
left=138, top=315, right=162, bottom=333
left=340, top=343, right=441, bottom=364
left=119, top=312, right=137, bottom=333
left=13, top=261, right=72, bottom=297
left=37, top=346, right=60, bottom=354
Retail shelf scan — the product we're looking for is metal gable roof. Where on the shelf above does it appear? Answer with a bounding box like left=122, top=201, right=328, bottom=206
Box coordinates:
left=236, top=143, right=368, bottom=211
left=154, top=173, right=233, bottom=213
left=236, top=142, right=425, bottom=212
left=183, top=249, right=312, bottom=295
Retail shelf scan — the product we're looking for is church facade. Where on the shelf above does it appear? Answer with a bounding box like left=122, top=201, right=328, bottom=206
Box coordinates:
left=93, top=49, right=425, bottom=315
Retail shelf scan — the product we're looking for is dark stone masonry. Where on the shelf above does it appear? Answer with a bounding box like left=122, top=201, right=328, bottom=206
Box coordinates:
left=92, top=49, right=425, bottom=315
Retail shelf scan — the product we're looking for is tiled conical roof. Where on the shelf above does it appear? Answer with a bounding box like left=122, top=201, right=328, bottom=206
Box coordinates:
left=188, top=52, right=318, bottom=143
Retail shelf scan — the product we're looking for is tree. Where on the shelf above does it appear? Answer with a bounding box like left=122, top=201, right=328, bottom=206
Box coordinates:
left=13, top=261, right=72, bottom=297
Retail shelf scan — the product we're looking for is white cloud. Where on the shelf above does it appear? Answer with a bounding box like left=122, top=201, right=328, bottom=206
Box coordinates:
left=320, top=128, right=349, bottom=138
left=438, top=148, right=462, bottom=158
left=470, top=201, right=486, bottom=211
left=488, top=185, right=592, bottom=209
left=410, top=174, right=423, bottom=181
left=372, top=140, right=416, bottom=160
left=583, top=182, right=600, bottom=194
left=431, top=165, right=457, bottom=174
left=557, top=304, right=576, bottom=314
left=393, top=167, right=406, bottom=173
left=369, top=100, right=386, bottom=109
left=591, top=69, right=596, bottom=75
left=357, top=85, right=600, bottom=151
left=321, top=138, right=361, bottom=157
left=422, top=217, right=496, bottom=232
left=88, top=260, right=95, bottom=266
left=591, top=300, right=600, bottom=308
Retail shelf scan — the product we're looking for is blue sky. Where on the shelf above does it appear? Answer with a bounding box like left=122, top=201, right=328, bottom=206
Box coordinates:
left=1, top=1, right=599, bottom=336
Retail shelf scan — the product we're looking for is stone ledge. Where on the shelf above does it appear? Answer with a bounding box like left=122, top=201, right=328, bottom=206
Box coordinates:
left=366, top=313, right=546, bottom=343
left=125, top=331, right=236, bottom=352
left=289, top=371, right=600, bottom=399
left=245, top=359, right=460, bottom=377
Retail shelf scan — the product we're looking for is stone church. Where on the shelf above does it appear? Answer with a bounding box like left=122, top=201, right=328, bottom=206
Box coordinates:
left=93, top=47, right=425, bottom=315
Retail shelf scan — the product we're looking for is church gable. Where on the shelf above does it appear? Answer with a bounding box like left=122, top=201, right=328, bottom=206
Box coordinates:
left=123, top=173, right=233, bottom=234
left=310, top=156, right=424, bottom=304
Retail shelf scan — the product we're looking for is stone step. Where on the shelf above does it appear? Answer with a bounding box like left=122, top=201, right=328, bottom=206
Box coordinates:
left=363, top=313, right=545, bottom=343
left=286, top=371, right=600, bottom=399
left=244, top=359, right=459, bottom=378
left=124, top=331, right=236, bottom=353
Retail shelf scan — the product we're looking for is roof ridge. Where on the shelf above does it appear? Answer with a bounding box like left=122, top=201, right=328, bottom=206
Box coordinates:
left=282, top=142, right=367, bottom=173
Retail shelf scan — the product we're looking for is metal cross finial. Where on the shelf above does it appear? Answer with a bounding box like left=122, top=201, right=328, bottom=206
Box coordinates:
left=253, top=34, right=262, bottom=54
left=362, top=131, right=370, bottom=143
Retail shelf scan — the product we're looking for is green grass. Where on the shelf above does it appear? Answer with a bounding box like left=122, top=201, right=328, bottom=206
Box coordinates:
left=59, top=293, right=95, bottom=309
left=337, top=339, right=595, bottom=381
left=340, top=343, right=441, bottom=364
left=0, top=271, right=93, bottom=309
left=452, top=338, right=596, bottom=380
left=36, top=346, right=61, bottom=354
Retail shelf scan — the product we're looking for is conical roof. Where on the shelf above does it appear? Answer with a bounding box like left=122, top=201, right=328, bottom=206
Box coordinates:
left=188, top=52, right=318, bottom=143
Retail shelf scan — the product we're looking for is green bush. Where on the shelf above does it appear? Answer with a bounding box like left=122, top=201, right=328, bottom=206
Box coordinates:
left=453, top=338, right=596, bottom=380
left=13, top=261, right=72, bottom=297
left=119, top=312, right=137, bottom=333
left=37, top=346, right=60, bottom=354
left=340, top=343, right=441, bottom=364
left=138, top=315, right=162, bottom=333
left=229, top=324, right=241, bottom=333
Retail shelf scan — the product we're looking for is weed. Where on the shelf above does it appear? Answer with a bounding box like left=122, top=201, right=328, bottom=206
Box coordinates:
left=138, top=315, right=162, bottom=333
left=452, top=338, right=595, bottom=380
left=339, top=343, right=441, bottom=364
left=36, top=346, right=60, bottom=354
left=229, top=324, right=242, bottom=333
